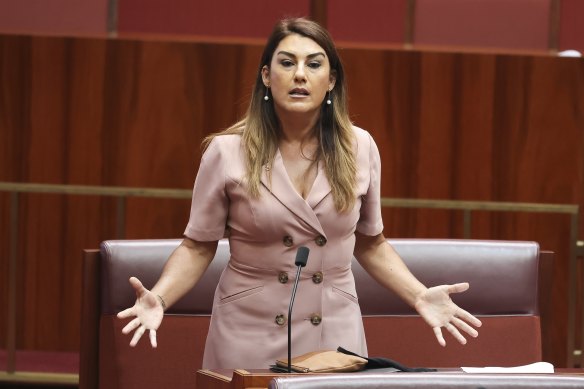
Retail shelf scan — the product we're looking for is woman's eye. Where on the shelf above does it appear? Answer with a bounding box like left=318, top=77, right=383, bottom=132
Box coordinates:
left=281, top=60, right=294, bottom=67
left=308, top=62, right=322, bottom=69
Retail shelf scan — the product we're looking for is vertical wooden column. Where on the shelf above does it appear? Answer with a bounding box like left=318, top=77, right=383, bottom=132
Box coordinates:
left=7, top=192, right=18, bottom=373
left=548, top=0, right=560, bottom=52
left=310, top=0, right=328, bottom=27
left=570, top=212, right=580, bottom=366
left=405, top=0, right=416, bottom=48
left=107, top=0, right=118, bottom=37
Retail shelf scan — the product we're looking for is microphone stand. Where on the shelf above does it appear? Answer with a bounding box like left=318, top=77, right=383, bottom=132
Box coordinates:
left=288, top=246, right=309, bottom=373
left=288, top=265, right=302, bottom=373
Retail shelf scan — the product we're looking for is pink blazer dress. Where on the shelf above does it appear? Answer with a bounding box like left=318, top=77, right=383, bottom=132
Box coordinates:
left=184, top=126, right=383, bottom=369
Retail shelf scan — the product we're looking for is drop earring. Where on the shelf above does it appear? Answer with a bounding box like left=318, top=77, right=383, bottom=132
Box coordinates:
left=264, top=86, right=270, bottom=101
left=326, top=90, right=332, bottom=105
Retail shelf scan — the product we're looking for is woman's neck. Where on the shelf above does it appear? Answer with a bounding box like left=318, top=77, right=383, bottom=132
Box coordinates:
left=277, top=110, right=320, bottom=144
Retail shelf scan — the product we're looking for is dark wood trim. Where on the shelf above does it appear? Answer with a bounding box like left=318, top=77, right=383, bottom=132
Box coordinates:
left=79, top=250, right=100, bottom=389
left=107, top=0, right=118, bottom=37
left=310, top=0, right=328, bottom=28
left=548, top=0, right=560, bottom=52
left=6, top=193, right=18, bottom=374
left=404, top=0, right=416, bottom=48
left=539, top=251, right=555, bottom=364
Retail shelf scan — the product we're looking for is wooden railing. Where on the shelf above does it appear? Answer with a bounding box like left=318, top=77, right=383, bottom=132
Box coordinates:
left=0, top=182, right=582, bottom=383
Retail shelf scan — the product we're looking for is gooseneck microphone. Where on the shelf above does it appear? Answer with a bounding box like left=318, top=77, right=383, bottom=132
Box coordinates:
left=288, top=246, right=309, bottom=373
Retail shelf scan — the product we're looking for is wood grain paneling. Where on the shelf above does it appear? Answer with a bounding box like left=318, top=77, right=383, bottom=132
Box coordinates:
left=0, top=35, right=582, bottom=367
left=0, top=194, right=9, bottom=349
left=341, top=48, right=584, bottom=365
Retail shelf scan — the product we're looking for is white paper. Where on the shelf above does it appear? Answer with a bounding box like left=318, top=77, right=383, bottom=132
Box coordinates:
left=462, top=362, right=554, bottom=374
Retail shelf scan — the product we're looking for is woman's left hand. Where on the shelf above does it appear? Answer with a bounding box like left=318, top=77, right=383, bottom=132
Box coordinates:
left=414, top=282, right=482, bottom=347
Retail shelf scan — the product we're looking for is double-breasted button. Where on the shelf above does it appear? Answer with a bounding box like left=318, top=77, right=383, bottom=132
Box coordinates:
left=312, top=271, right=323, bottom=284
left=315, top=235, right=327, bottom=246
left=278, top=272, right=289, bottom=284
left=283, top=235, right=294, bottom=247
left=310, top=314, right=322, bottom=326
left=275, top=314, right=287, bottom=326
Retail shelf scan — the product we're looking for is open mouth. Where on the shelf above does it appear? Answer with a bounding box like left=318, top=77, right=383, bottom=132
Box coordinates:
left=289, top=88, right=310, bottom=97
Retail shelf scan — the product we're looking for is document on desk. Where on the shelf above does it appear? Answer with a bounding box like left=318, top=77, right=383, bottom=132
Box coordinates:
left=462, top=362, right=554, bottom=374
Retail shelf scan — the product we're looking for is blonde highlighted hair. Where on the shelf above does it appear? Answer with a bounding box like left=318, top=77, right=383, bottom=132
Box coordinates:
left=204, top=18, right=356, bottom=212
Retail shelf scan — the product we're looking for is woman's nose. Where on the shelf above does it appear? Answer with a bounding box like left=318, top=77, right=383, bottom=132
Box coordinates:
left=294, top=64, right=307, bottom=81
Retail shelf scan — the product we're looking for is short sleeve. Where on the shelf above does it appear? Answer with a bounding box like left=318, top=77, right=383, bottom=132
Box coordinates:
left=355, top=133, right=384, bottom=236
left=183, top=138, right=229, bottom=241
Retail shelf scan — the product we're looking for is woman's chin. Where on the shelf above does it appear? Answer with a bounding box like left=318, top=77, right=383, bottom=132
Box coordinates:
left=275, top=102, right=320, bottom=115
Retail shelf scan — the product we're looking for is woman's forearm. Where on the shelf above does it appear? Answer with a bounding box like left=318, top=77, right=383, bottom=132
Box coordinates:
left=151, top=238, right=218, bottom=309
left=354, top=232, right=426, bottom=307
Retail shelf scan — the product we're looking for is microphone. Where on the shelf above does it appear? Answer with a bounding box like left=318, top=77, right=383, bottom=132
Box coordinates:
left=288, top=246, right=309, bottom=373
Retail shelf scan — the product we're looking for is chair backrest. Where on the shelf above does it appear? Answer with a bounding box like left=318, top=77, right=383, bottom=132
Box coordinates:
left=354, top=240, right=543, bottom=368
left=100, top=239, right=541, bottom=316
left=356, top=239, right=539, bottom=315
left=100, top=239, right=229, bottom=316
left=79, top=239, right=546, bottom=389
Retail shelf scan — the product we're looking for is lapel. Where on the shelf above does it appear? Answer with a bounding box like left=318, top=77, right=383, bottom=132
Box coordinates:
left=261, top=150, right=329, bottom=237
left=306, top=159, right=332, bottom=209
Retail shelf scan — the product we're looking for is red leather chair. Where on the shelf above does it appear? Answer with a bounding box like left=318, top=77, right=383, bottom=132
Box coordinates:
left=79, top=239, right=550, bottom=389
left=357, top=240, right=548, bottom=368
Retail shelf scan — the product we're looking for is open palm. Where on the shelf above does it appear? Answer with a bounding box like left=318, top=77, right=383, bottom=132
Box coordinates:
left=117, top=277, right=164, bottom=348
left=414, top=282, right=482, bottom=347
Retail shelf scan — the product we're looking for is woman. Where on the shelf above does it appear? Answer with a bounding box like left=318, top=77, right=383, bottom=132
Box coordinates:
left=117, top=17, right=482, bottom=369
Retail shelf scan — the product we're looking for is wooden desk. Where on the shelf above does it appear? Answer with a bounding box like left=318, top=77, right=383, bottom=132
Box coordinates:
left=196, top=368, right=584, bottom=389
left=197, top=369, right=303, bottom=389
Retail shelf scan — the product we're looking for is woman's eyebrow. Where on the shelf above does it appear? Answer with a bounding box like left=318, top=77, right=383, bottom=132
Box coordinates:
left=276, top=51, right=326, bottom=59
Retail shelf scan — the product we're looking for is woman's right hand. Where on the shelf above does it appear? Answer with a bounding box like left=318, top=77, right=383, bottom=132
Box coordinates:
left=117, top=277, right=164, bottom=348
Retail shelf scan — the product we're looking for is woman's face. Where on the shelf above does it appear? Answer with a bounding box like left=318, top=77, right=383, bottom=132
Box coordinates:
left=262, top=34, right=336, bottom=118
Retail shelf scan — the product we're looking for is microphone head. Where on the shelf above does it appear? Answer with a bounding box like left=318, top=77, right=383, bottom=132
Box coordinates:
left=295, top=246, right=309, bottom=267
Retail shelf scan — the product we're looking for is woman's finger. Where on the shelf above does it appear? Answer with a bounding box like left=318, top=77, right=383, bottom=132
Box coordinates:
left=130, top=325, right=146, bottom=347
left=445, top=322, right=467, bottom=345
left=149, top=329, right=158, bottom=348
left=456, top=307, right=483, bottom=328
left=433, top=327, right=446, bottom=347
left=447, top=282, right=469, bottom=294
left=122, top=317, right=142, bottom=335
left=129, top=277, right=147, bottom=297
left=117, top=307, right=136, bottom=319
left=452, top=317, right=479, bottom=338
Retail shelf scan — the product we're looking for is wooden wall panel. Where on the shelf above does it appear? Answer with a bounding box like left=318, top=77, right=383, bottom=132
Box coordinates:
left=342, top=50, right=500, bottom=238
left=0, top=35, right=583, bottom=367
left=0, top=194, right=8, bottom=349
left=0, top=36, right=30, bottom=183
left=327, top=0, right=406, bottom=44
left=0, top=0, right=108, bottom=36
left=0, top=37, right=265, bottom=351
left=0, top=36, right=28, bottom=349
left=341, top=48, right=584, bottom=364
left=16, top=38, right=106, bottom=350
left=100, top=41, right=261, bottom=188
left=0, top=0, right=582, bottom=57
left=117, top=0, right=310, bottom=39
left=559, top=0, right=584, bottom=52
left=414, top=0, right=551, bottom=51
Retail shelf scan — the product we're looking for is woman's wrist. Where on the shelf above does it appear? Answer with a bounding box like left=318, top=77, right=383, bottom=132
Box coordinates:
left=156, top=294, right=167, bottom=311
left=411, top=286, right=429, bottom=310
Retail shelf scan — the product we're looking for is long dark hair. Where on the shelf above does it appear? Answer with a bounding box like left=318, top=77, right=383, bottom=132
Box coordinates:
left=206, top=18, right=356, bottom=212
